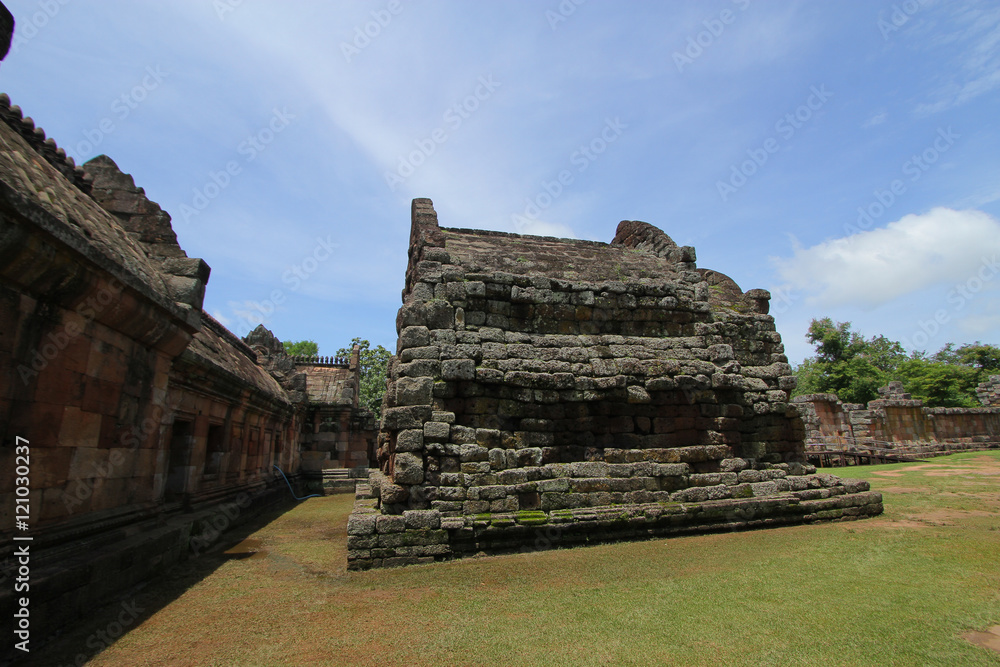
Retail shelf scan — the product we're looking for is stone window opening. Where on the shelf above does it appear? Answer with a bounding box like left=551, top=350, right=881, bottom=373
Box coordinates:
left=203, top=422, right=226, bottom=478
left=165, top=418, right=195, bottom=500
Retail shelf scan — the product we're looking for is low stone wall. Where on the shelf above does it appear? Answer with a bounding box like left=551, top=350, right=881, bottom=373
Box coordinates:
left=794, top=388, right=1000, bottom=456
left=347, top=453, right=881, bottom=570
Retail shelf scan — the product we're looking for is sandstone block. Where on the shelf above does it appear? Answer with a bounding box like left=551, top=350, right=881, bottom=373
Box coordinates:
left=395, top=376, right=433, bottom=406
left=627, top=386, right=651, bottom=403
left=398, top=359, right=441, bottom=378
left=383, top=405, right=433, bottom=430
left=347, top=514, right=376, bottom=535
left=690, top=472, right=738, bottom=486
left=438, top=486, right=467, bottom=501
left=470, top=485, right=506, bottom=501
left=398, top=325, right=432, bottom=351
left=516, top=448, right=543, bottom=467
left=720, top=458, right=748, bottom=473
left=460, top=444, right=489, bottom=462
left=400, top=346, right=440, bottom=362
left=490, top=498, right=518, bottom=512
left=497, top=468, right=528, bottom=484
left=477, top=428, right=501, bottom=449
left=441, top=516, right=465, bottom=530
left=404, top=509, right=441, bottom=529
left=396, top=429, right=424, bottom=452
left=376, top=515, right=406, bottom=533
left=842, top=479, right=870, bottom=493
left=394, top=453, right=425, bottom=485
left=464, top=500, right=489, bottom=514
left=451, top=425, right=477, bottom=444
left=424, top=421, right=450, bottom=442
left=439, top=471, right=464, bottom=485
left=442, top=359, right=475, bottom=381
left=488, top=448, right=506, bottom=469
left=432, top=411, right=456, bottom=424
left=538, top=478, right=569, bottom=493
left=750, top=481, right=779, bottom=497
left=569, top=461, right=609, bottom=477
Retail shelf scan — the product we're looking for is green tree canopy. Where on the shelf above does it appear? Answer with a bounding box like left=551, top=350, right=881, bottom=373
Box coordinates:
left=282, top=340, right=318, bottom=356
left=793, top=319, right=1000, bottom=408
left=337, top=337, right=392, bottom=418
left=797, top=318, right=902, bottom=404
left=895, top=358, right=978, bottom=408
left=933, top=342, right=1000, bottom=375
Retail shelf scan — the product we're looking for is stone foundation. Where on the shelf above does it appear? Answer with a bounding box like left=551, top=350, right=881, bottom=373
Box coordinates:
left=348, top=454, right=881, bottom=569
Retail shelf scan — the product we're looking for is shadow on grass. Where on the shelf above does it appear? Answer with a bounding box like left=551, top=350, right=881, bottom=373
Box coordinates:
left=13, top=496, right=304, bottom=667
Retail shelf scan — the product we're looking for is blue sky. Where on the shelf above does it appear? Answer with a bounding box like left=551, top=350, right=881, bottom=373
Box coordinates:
left=2, top=0, right=999, bottom=364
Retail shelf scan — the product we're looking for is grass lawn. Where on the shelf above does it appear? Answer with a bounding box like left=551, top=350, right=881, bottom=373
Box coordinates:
left=34, top=451, right=1000, bottom=666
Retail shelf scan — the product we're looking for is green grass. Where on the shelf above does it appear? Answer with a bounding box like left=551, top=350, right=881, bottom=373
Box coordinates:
left=37, top=452, right=1000, bottom=666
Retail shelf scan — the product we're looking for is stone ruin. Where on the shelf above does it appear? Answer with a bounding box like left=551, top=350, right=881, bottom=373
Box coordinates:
left=795, top=380, right=1000, bottom=456
left=977, top=375, right=1000, bottom=407
left=346, top=199, right=883, bottom=569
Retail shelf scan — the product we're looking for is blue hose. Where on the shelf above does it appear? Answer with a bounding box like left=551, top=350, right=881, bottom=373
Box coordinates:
left=273, top=464, right=321, bottom=500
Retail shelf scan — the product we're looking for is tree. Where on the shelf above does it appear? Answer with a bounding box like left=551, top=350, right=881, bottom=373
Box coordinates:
left=795, top=319, right=1000, bottom=407
left=801, top=318, right=896, bottom=404
left=282, top=340, right=318, bottom=357
left=909, top=341, right=1000, bottom=406
left=895, top=358, right=978, bottom=408
left=337, top=338, right=392, bottom=418
left=863, top=335, right=908, bottom=373
left=791, top=358, right=823, bottom=396
left=933, top=342, right=1000, bottom=378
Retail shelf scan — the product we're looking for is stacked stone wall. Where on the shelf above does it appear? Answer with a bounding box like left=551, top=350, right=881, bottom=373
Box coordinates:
left=794, top=389, right=1000, bottom=455
left=977, top=375, right=1000, bottom=406
left=795, top=393, right=854, bottom=445
left=349, top=199, right=881, bottom=569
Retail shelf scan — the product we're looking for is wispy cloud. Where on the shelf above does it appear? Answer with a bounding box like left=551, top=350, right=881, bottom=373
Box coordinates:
left=913, top=2, right=1000, bottom=114
left=863, top=110, right=888, bottom=127
left=5, top=0, right=999, bottom=358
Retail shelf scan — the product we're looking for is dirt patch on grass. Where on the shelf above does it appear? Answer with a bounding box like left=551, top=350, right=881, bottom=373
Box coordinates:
left=901, top=509, right=996, bottom=526
left=876, top=486, right=924, bottom=494
left=851, top=518, right=929, bottom=530
left=872, top=459, right=1000, bottom=479
left=963, top=625, right=1000, bottom=654
left=853, top=506, right=996, bottom=531
left=223, top=537, right=268, bottom=560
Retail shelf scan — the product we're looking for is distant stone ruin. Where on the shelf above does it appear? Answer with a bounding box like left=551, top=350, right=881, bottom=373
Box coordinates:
left=346, top=199, right=882, bottom=569
left=795, top=379, right=1000, bottom=456
left=977, top=375, right=1000, bottom=407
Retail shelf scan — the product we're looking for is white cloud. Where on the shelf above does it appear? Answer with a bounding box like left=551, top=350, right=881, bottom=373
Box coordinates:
left=863, top=111, right=888, bottom=127
left=770, top=207, right=1000, bottom=307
